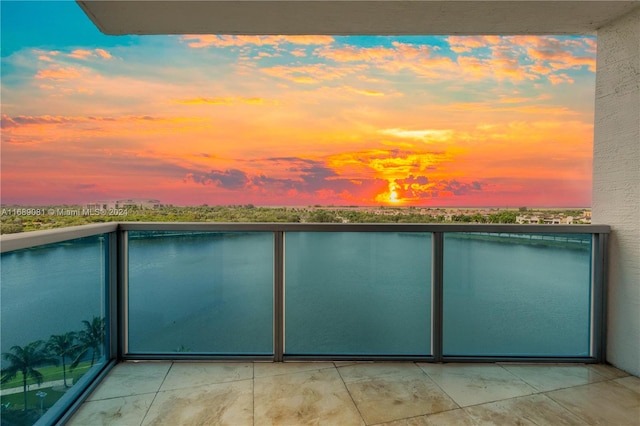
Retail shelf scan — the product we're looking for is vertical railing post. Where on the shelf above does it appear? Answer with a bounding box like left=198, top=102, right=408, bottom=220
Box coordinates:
left=274, top=231, right=284, bottom=362
left=119, top=229, right=129, bottom=359
left=107, top=231, right=119, bottom=362
left=432, top=232, right=444, bottom=362
left=592, top=232, right=608, bottom=363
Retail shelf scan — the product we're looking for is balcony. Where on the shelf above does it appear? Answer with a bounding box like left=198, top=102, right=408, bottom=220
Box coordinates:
left=2, top=221, right=626, bottom=424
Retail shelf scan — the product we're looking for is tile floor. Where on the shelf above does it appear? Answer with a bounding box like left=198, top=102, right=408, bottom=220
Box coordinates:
left=68, top=362, right=639, bottom=426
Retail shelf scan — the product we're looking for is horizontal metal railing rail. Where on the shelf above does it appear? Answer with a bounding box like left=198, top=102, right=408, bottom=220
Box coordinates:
left=118, top=221, right=610, bottom=233
left=0, top=222, right=118, bottom=253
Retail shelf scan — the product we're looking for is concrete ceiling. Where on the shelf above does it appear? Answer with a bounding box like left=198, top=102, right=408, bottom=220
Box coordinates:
left=77, top=0, right=640, bottom=36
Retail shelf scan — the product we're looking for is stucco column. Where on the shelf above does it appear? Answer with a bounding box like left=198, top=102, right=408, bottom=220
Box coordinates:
left=593, top=6, right=640, bottom=376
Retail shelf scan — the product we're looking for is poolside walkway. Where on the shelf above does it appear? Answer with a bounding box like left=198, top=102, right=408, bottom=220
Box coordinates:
left=69, top=361, right=639, bottom=425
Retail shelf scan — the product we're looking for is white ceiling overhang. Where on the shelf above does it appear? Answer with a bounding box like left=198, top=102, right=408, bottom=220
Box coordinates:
left=77, top=0, right=640, bottom=36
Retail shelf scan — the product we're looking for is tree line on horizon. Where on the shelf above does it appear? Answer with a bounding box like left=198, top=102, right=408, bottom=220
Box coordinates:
left=0, top=205, right=589, bottom=234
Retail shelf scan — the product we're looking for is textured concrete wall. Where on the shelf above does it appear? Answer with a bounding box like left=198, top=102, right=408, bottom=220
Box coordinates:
left=593, top=6, right=640, bottom=376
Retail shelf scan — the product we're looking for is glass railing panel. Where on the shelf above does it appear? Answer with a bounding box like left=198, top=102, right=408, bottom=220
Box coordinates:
left=127, top=231, right=273, bottom=354
left=0, top=235, right=109, bottom=425
left=443, top=232, right=592, bottom=357
left=284, top=232, right=432, bottom=356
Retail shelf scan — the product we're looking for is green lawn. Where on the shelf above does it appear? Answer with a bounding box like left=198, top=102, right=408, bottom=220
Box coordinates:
left=1, top=386, right=67, bottom=411
left=1, top=361, right=92, bottom=389
left=1, top=385, right=68, bottom=426
left=1, top=363, right=96, bottom=426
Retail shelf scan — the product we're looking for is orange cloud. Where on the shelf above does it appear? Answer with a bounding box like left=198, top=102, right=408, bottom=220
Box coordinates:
left=33, top=49, right=61, bottom=62
left=182, top=35, right=335, bottom=48
left=444, top=36, right=595, bottom=84
left=379, top=128, right=454, bottom=143
left=67, top=48, right=113, bottom=60
left=327, top=148, right=450, bottom=182
left=95, top=49, right=113, bottom=59
left=447, top=36, right=501, bottom=53
left=67, top=49, right=93, bottom=59
left=261, top=64, right=366, bottom=84
left=442, top=101, right=578, bottom=116
left=520, top=37, right=596, bottom=72
left=548, top=73, right=575, bottom=85
left=342, top=86, right=386, bottom=97
left=35, top=66, right=83, bottom=80
left=496, top=94, right=551, bottom=104
left=173, top=97, right=267, bottom=105
left=317, top=42, right=433, bottom=63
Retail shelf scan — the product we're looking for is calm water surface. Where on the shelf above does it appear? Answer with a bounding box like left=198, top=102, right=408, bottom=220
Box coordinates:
left=1, top=232, right=591, bottom=358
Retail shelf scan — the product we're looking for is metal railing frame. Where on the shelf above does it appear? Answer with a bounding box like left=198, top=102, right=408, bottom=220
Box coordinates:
left=0, top=222, right=610, bottom=422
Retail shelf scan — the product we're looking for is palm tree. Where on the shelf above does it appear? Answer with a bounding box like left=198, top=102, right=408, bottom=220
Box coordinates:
left=46, top=332, right=77, bottom=388
left=1, top=341, right=58, bottom=411
left=72, top=317, right=105, bottom=368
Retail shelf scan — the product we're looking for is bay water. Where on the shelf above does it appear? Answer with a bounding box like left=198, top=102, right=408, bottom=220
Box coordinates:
left=1, top=231, right=592, bottom=360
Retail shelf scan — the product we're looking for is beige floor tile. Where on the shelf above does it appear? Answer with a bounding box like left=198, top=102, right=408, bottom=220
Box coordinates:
left=615, top=375, right=640, bottom=392
left=159, top=362, right=252, bottom=391
left=254, top=361, right=334, bottom=378
left=142, top=378, right=252, bottom=426
left=501, top=364, right=608, bottom=392
left=340, top=363, right=458, bottom=424
left=339, top=362, right=424, bottom=383
left=67, top=362, right=640, bottom=426
left=374, top=409, right=476, bottom=426
left=254, top=367, right=364, bottom=426
left=417, top=364, right=536, bottom=407
left=586, top=364, right=630, bottom=380
left=547, top=380, right=640, bottom=425
left=88, top=362, right=171, bottom=400
left=464, top=393, right=585, bottom=426
left=68, top=394, right=155, bottom=426
left=421, top=409, right=478, bottom=426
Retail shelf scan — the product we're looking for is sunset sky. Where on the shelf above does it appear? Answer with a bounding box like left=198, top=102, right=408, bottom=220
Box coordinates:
left=1, top=1, right=596, bottom=207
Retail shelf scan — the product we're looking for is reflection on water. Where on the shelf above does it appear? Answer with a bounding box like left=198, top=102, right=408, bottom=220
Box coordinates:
left=285, top=232, right=432, bottom=355
left=1, top=236, right=106, bottom=361
left=444, top=234, right=591, bottom=356
left=127, top=232, right=274, bottom=354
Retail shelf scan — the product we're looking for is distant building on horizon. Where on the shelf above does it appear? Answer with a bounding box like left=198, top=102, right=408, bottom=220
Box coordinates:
left=85, top=198, right=161, bottom=210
